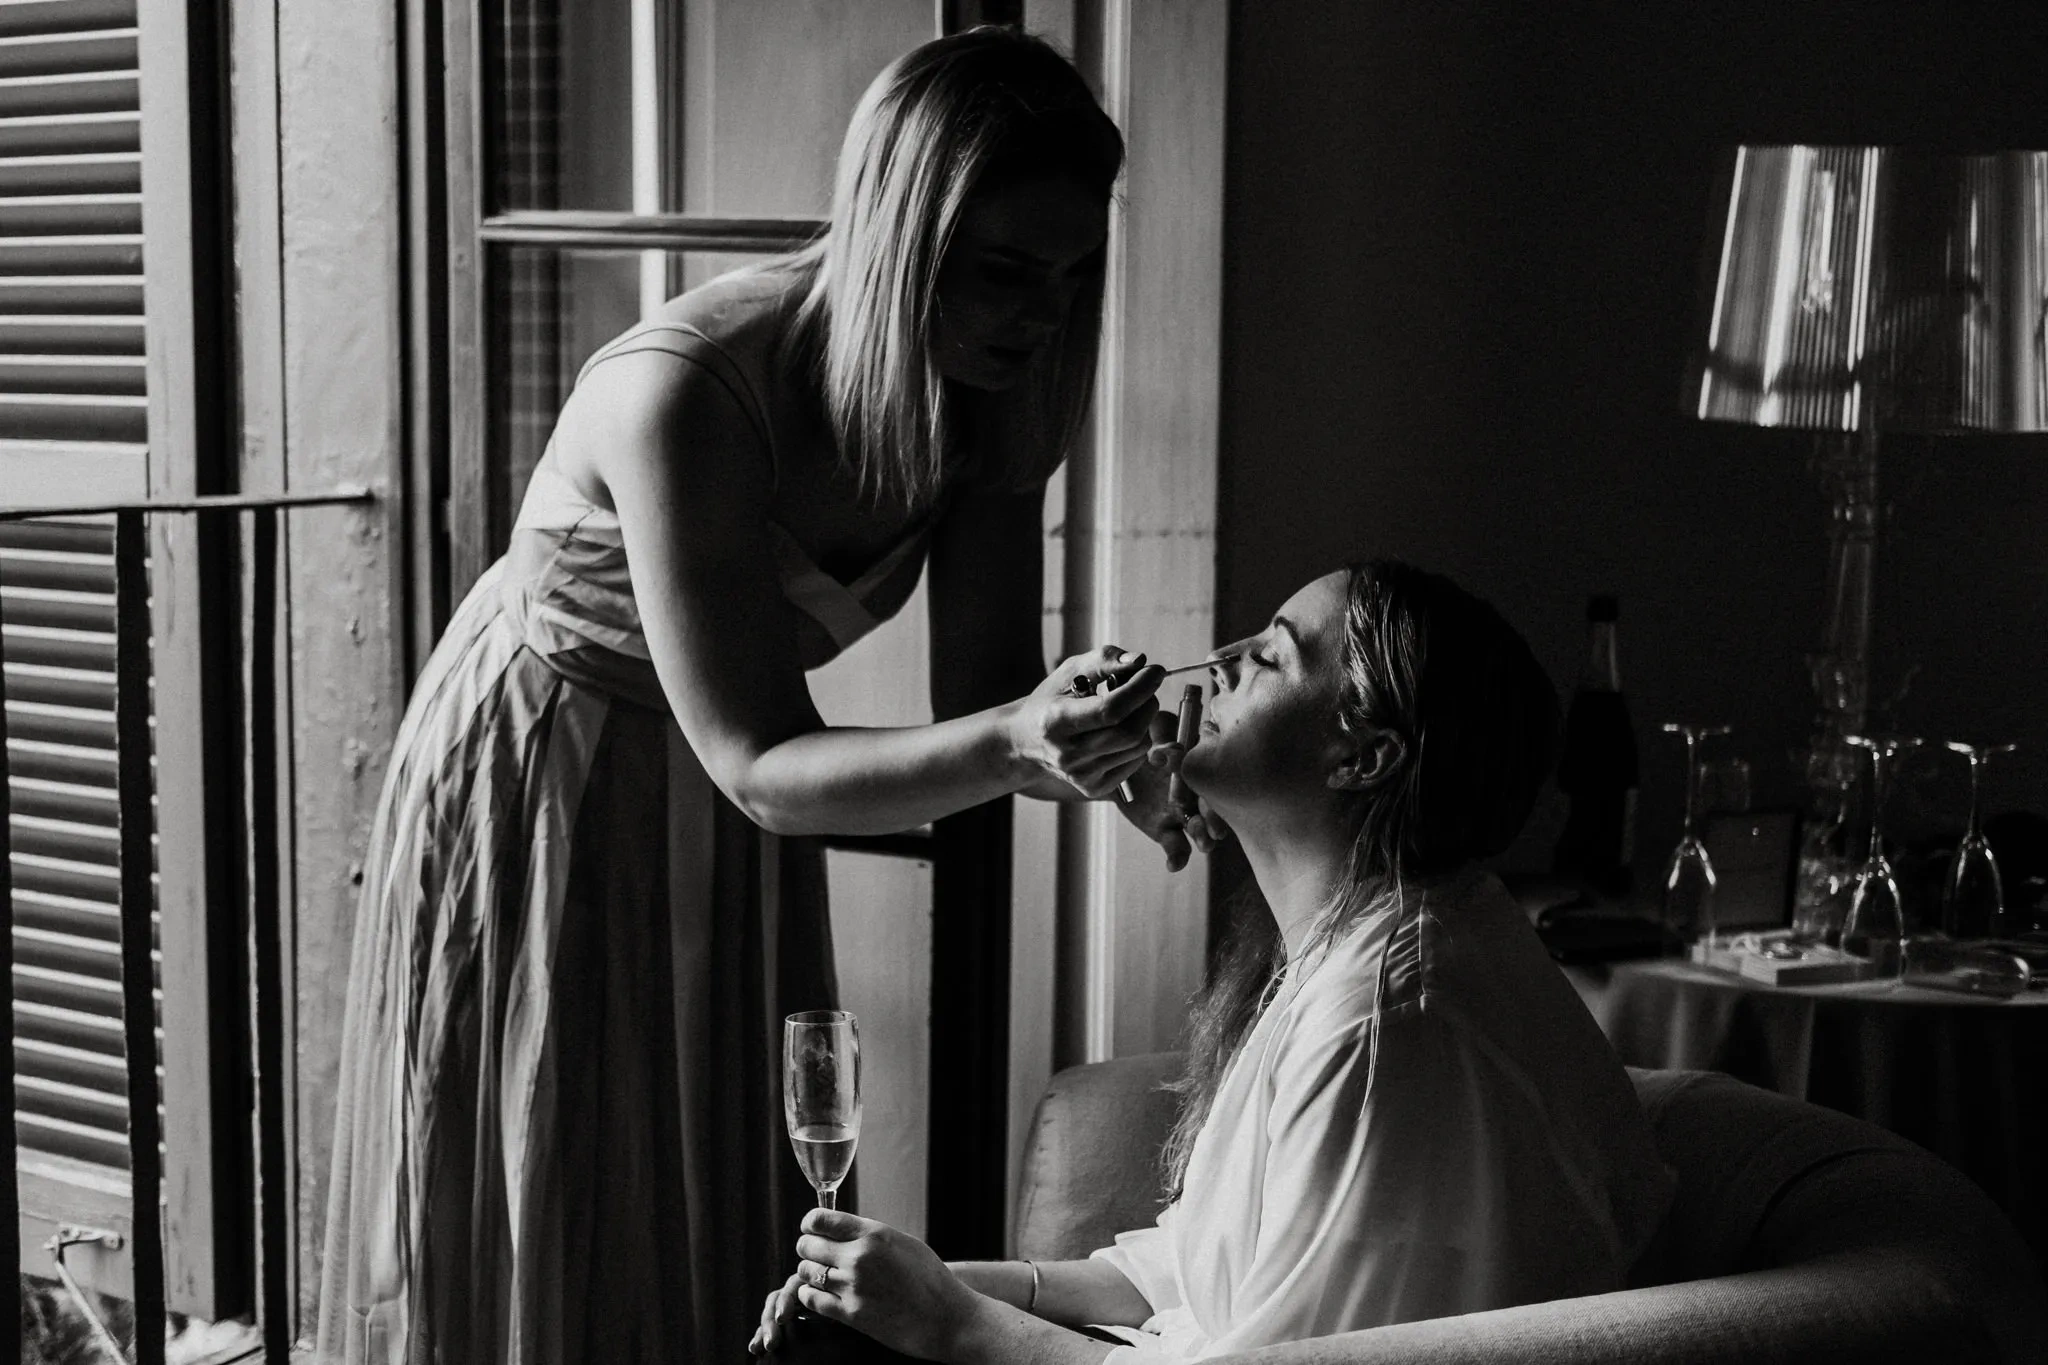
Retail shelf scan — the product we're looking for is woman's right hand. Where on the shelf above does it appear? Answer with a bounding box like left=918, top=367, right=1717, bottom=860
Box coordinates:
left=1007, top=647, right=1165, bottom=799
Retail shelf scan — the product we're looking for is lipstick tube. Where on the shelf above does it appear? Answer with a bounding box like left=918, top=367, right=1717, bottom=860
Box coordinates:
left=1167, top=685, right=1203, bottom=814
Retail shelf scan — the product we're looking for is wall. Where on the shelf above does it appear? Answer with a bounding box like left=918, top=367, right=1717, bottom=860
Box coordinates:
left=265, top=0, right=410, bottom=1335
left=1217, top=0, right=2048, bottom=911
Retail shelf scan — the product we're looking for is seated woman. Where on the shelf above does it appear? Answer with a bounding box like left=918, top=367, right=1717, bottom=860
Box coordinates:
left=751, top=560, right=1676, bottom=1363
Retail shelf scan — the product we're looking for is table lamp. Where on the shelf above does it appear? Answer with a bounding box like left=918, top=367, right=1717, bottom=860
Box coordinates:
left=1684, top=145, right=2048, bottom=922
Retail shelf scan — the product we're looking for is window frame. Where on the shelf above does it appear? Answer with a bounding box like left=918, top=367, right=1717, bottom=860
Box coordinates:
left=415, top=0, right=1230, bottom=1263
left=419, top=0, right=1039, bottom=1257
left=135, top=0, right=254, bottom=1322
left=433, top=3, right=824, bottom=620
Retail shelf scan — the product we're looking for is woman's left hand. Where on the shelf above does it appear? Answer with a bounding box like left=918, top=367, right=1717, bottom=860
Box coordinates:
left=1121, top=713, right=1231, bottom=869
left=748, top=1272, right=805, bottom=1356
left=792, top=1208, right=984, bottom=1361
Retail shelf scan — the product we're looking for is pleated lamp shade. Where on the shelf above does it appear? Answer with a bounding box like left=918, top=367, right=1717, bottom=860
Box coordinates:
left=1688, top=145, right=2048, bottom=433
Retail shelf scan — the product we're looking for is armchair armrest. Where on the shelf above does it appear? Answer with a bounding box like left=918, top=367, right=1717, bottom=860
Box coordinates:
left=1204, top=1250, right=1992, bottom=1365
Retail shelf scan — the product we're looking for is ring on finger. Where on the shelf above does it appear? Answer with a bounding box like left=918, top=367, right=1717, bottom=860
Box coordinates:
left=806, top=1262, right=831, bottom=1289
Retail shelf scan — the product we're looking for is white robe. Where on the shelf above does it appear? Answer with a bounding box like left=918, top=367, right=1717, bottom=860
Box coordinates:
left=1090, top=870, right=1675, bottom=1360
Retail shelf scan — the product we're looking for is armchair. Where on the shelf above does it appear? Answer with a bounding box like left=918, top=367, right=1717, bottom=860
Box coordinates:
left=1012, top=1055, right=2048, bottom=1364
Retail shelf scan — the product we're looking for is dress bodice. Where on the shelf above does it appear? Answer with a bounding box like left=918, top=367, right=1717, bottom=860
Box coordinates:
left=496, top=275, right=936, bottom=700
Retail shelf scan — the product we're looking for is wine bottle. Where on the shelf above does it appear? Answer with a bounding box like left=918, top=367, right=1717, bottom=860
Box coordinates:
left=1553, top=595, right=1640, bottom=897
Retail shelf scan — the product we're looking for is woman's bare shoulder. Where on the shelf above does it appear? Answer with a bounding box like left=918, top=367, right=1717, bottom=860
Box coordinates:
left=653, top=263, right=806, bottom=357
left=551, top=341, right=776, bottom=518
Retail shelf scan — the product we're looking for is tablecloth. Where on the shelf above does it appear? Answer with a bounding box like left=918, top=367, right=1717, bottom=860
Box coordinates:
left=1565, top=959, right=2048, bottom=1267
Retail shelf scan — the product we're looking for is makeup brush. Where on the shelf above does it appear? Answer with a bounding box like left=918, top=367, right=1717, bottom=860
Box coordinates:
left=1059, top=652, right=1236, bottom=803
left=1157, top=656, right=1234, bottom=681
left=1059, top=649, right=1239, bottom=699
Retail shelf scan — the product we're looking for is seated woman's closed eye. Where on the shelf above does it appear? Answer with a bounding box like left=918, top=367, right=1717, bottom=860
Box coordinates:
left=753, top=561, right=1676, bottom=1364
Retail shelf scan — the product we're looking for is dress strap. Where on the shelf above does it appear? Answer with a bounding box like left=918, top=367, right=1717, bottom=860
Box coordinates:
left=575, top=320, right=778, bottom=486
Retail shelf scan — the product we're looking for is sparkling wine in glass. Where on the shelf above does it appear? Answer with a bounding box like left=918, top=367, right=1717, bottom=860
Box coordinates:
left=784, top=1010, right=860, bottom=1210
left=1941, top=741, right=2017, bottom=939
left=1662, top=723, right=1730, bottom=950
left=1841, top=735, right=1921, bottom=978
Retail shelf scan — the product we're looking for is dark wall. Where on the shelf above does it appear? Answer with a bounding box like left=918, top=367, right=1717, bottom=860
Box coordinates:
left=1217, top=1, right=2048, bottom=902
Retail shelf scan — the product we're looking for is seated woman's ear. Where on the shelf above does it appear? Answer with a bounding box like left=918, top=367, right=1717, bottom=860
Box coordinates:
left=1327, top=726, right=1408, bottom=793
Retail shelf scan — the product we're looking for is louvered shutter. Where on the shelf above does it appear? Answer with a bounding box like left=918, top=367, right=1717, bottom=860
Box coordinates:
left=0, top=0, right=147, bottom=1296
left=3, top=515, right=127, bottom=1170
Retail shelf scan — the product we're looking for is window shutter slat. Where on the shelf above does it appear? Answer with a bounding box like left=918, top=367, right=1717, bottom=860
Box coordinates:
left=11, top=884, right=117, bottom=938
left=6, top=737, right=114, bottom=785
left=0, top=110, right=139, bottom=156
left=0, top=354, right=144, bottom=391
left=0, top=315, right=142, bottom=350
left=0, top=235, right=143, bottom=271
left=0, top=392, right=143, bottom=441
left=0, top=1, right=134, bottom=39
left=0, top=151, right=140, bottom=195
left=0, top=192, right=143, bottom=233
left=0, top=71, right=135, bottom=118
left=8, top=662, right=113, bottom=709
left=10, top=774, right=113, bottom=822
left=16, top=1032, right=122, bottom=1090
left=0, top=277, right=139, bottom=312
left=0, top=28, right=135, bottom=76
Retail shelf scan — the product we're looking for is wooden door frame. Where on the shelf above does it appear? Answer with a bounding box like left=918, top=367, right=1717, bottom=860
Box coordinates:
left=405, top=0, right=1227, bottom=1259
left=1005, top=4, right=1227, bottom=1232
left=137, top=0, right=253, bottom=1320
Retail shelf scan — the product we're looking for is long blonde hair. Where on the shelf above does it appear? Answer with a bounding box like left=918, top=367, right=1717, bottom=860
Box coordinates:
left=774, top=27, right=1123, bottom=511
left=1160, top=562, right=1564, bottom=1195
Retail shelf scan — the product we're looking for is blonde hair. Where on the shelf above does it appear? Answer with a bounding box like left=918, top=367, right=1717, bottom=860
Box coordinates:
left=1160, top=562, right=1564, bottom=1195
left=774, top=27, right=1123, bottom=511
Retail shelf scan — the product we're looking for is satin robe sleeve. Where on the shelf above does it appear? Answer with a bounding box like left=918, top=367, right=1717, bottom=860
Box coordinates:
left=1088, top=1198, right=1184, bottom=1316
left=1193, top=998, right=1630, bottom=1357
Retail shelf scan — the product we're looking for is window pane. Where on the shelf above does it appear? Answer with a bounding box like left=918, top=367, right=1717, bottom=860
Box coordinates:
left=676, top=0, right=933, bottom=216
left=489, top=0, right=934, bottom=215
left=491, top=0, right=633, bottom=211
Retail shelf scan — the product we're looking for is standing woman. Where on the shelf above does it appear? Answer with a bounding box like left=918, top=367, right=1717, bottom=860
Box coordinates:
left=318, top=28, right=1177, bottom=1365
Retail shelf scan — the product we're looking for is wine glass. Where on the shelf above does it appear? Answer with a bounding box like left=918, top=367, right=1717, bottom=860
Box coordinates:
left=1901, top=935, right=2032, bottom=998
left=784, top=1010, right=860, bottom=1211
left=1941, top=741, right=2017, bottom=939
left=1662, top=723, right=1731, bottom=950
left=1840, top=735, right=1922, bottom=977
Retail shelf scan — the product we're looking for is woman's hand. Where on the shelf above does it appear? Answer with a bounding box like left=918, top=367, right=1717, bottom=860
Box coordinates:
left=788, top=1208, right=988, bottom=1361
left=749, top=1272, right=805, bottom=1356
left=1006, top=648, right=1164, bottom=799
left=1126, top=713, right=1232, bottom=868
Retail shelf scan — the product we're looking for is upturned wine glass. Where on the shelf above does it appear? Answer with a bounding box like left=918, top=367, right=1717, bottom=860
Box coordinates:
left=1841, top=734, right=1922, bottom=977
left=784, top=1010, right=860, bottom=1210
left=1901, top=935, right=2032, bottom=998
left=1662, top=723, right=1731, bottom=949
left=1941, top=741, right=2017, bottom=939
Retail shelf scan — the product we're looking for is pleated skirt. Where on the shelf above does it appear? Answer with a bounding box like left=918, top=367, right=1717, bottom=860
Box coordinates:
left=315, top=564, right=835, bottom=1364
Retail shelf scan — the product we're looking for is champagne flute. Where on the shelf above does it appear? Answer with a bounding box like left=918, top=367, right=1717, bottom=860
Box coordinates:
left=1662, top=723, right=1730, bottom=950
left=784, top=1010, right=860, bottom=1211
left=1941, top=741, right=2017, bottom=939
left=1841, top=735, right=1921, bottom=978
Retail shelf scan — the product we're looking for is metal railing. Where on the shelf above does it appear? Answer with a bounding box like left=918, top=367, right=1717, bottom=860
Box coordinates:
left=3, top=478, right=1017, bottom=1360
left=1, top=485, right=373, bottom=1365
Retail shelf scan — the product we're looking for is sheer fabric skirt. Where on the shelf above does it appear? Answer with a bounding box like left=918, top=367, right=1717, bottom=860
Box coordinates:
left=315, top=566, right=832, bottom=1364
